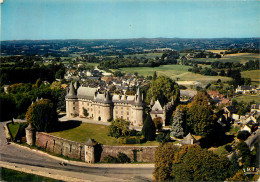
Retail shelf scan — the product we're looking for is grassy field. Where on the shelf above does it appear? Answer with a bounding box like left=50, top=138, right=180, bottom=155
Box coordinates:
left=124, top=53, right=163, bottom=59
left=191, top=53, right=259, bottom=64
left=50, top=123, right=159, bottom=146
left=241, top=70, right=260, bottom=82
left=118, top=64, right=232, bottom=83
left=232, top=95, right=260, bottom=103
left=8, top=122, right=20, bottom=139
left=0, top=167, right=62, bottom=182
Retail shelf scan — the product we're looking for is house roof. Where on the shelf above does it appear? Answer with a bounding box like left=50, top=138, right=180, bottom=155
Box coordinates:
left=180, top=133, right=197, bottom=145
left=180, top=90, right=197, bottom=97
left=225, top=106, right=238, bottom=113
left=237, top=85, right=252, bottom=90
left=151, top=100, right=163, bottom=112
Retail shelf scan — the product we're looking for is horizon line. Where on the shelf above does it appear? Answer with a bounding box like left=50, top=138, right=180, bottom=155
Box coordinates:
left=1, top=37, right=260, bottom=41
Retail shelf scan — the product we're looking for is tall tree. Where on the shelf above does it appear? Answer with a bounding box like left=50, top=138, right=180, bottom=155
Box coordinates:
left=170, top=109, right=184, bottom=138
left=142, top=114, right=156, bottom=141
left=171, top=145, right=232, bottom=181
left=146, top=76, right=180, bottom=105
left=25, top=99, right=58, bottom=132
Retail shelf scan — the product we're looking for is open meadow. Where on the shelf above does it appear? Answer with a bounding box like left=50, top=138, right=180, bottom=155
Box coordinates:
left=118, top=64, right=232, bottom=83
left=232, top=95, right=260, bottom=103
left=241, top=70, right=260, bottom=83
left=191, top=53, right=259, bottom=64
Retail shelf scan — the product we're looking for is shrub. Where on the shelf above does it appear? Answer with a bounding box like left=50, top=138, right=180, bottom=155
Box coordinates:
left=225, top=144, right=233, bottom=153
left=118, top=136, right=146, bottom=144
left=117, top=152, right=131, bottom=163
left=156, top=132, right=171, bottom=143
left=103, top=155, right=118, bottom=163
left=109, top=118, right=130, bottom=138
left=237, top=131, right=250, bottom=141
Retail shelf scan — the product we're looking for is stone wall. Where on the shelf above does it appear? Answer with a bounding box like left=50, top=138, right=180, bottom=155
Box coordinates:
left=35, top=132, right=157, bottom=163
left=101, top=145, right=157, bottom=163
left=35, top=132, right=85, bottom=161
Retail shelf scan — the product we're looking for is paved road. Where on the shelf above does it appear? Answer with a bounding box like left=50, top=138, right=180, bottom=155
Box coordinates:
left=0, top=121, right=154, bottom=181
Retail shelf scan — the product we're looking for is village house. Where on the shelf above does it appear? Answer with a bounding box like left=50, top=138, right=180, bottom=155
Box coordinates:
left=235, top=85, right=255, bottom=94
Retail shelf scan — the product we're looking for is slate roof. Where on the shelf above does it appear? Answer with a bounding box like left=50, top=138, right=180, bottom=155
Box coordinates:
left=77, top=87, right=98, bottom=100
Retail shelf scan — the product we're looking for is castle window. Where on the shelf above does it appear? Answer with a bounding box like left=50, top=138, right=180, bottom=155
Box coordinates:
left=121, top=111, right=123, bottom=115
left=73, top=107, right=75, bottom=110
left=121, top=116, right=123, bottom=119
left=127, top=117, right=129, bottom=120
left=121, top=107, right=123, bottom=109
left=116, top=111, right=118, bottom=114
left=73, top=102, right=75, bottom=104
left=127, top=112, right=129, bottom=115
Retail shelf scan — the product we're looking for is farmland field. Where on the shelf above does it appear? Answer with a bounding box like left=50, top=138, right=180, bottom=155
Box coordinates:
left=191, top=53, right=259, bottom=64
left=124, top=52, right=163, bottom=59
left=118, top=65, right=232, bottom=83
left=232, top=95, right=260, bottom=103
left=241, top=70, right=260, bottom=82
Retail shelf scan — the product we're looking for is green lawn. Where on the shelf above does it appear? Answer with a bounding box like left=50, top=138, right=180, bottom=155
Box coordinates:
left=232, top=95, right=260, bottom=103
left=50, top=123, right=159, bottom=146
left=0, top=167, right=63, bottom=182
left=241, top=70, right=260, bottom=82
left=118, top=64, right=231, bottom=83
left=8, top=122, right=20, bottom=139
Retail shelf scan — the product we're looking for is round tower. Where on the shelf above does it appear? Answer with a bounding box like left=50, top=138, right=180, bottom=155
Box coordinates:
left=25, top=123, right=35, bottom=146
left=66, top=82, right=79, bottom=118
left=101, top=91, right=113, bottom=122
left=132, top=87, right=144, bottom=126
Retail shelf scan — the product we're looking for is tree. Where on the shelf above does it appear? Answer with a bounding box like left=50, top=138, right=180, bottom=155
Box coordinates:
left=186, top=104, right=214, bottom=136
left=25, top=99, right=58, bottom=132
left=153, top=71, right=157, bottom=80
left=153, top=143, right=180, bottom=181
left=153, top=117, right=163, bottom=130
left=146, top=76, right=180, bottom=105
left=170, top=109, right=184, bottom=138
left=83, top=108, right=89, bottom=117
left=142, top=114, right=156, bottom=141
left=109, top=118, right=130, bottom=138
left=171, top=145, right=232, bottom=181
left=226, top=170, right=249, bottom=182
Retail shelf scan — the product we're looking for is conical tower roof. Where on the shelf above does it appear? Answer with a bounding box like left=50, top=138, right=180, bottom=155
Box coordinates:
left=66, top=82, right=77, bottom=99
left=181, top=133, right=197, bottom=145
left=103, top=91, right=112, bottom=104
left=134, top=87, right=143, bottom=106
left=86, top=138, right=97, bottom=146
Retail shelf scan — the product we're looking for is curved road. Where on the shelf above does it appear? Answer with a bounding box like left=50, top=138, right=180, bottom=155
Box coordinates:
left=0, top=121, right=154, bottom=181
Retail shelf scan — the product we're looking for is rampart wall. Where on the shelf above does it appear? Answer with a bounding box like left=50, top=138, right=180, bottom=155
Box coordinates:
left=35, top=132, right=85, bottom=161
left=35, top=132, right=157, bottom=163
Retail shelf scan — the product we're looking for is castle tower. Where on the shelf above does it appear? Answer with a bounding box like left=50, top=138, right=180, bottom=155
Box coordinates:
left=66, top=82, right=79, bottom=118
left=132, top=87, right=144, bottom=126
left=25, top=123, right=35, bottom=146
left=101, top=91, right=113, bottom=122
left=85, top=138, right=97, bottom=163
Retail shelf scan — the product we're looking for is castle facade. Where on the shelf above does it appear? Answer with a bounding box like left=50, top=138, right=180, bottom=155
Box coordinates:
left=66, top=82, right=144, bottom=126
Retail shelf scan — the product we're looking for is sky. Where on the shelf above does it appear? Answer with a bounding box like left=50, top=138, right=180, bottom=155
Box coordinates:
left=1, top=0, right=259, bottom=40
